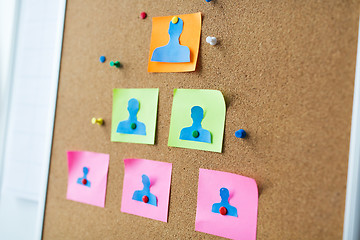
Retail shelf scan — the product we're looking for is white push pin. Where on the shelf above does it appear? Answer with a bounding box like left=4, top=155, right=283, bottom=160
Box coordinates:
left=206, top=36, right=217, bottom=45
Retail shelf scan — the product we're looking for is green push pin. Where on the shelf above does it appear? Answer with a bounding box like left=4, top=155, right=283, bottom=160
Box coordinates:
left=192, top=130, right=199, bottom=138
left=110, top=61, right=121, bottom=68
left=130, top=123, right=137, bottom=130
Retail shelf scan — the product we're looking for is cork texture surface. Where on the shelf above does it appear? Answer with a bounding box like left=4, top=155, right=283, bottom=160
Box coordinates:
left=43, top=1, right=360, bottom=239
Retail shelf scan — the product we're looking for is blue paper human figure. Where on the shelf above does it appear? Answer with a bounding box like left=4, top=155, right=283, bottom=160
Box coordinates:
left=117, top=98, right=146, bottom=135
left=132, top=174, right=157, bottom=206
left=77, top=167, right=91, bottom=187
left=151, top=17, right=190, bottom=63
left=179, top=106, right=211, bottom=143
left=212, top=188, right=238, bottom=217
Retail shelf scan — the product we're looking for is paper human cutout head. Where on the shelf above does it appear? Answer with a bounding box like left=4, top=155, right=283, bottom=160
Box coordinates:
left=211, top=187, right=238, bottom=217
left=179, top=106, right=211, bottom=143
left=121, top=158, right=172, bottom=222
left=117, top=98, right=146, bottom=135
left=132, top=174, right=157, bottom=206
left=195, top=169, right=258, bottom=239
left=76, top=167, right=91, bottom=187
left=66, top=151, right=109, bottom=208
left=151, top=17, right=190, bottom=63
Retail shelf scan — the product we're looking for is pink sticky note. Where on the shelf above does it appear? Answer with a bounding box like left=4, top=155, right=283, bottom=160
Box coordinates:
left=66, top=151, right=110, bottom=208
left=121, top=158, right=172, bottom=222
left=195, top=168, right=258, bottom=240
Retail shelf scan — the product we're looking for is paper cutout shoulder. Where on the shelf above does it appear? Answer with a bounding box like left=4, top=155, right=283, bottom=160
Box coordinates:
left=212, top=188, right=238, bottom=217
left=132, top=174, right=157, bottom=206
left=180, top=106, right=211, bottom=143
left=151, top=17, right=190, bottom=63
left=117, top=98, right=146, bottom=135
left=77, top=167, right=91, bottom=187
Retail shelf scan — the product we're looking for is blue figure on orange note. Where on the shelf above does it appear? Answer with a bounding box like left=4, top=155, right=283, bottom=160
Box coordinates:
left=151, top=17, right=190, bottom=63
left=117, top=98, right=146, bottom=135
left=180, top=106, right=211, bottom=143
left=212, top=188, right=238, bottom=217
left=77, top=167, right=91, bottom=187
left=132, top=174, right=157, bottom=206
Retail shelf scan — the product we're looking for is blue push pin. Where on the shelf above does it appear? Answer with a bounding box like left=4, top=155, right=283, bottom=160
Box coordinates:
left=205, top=0, right=213, bottom=2
left=99, top=56, right=106, bottom=63
left=235, top=129, right=246, bottom=138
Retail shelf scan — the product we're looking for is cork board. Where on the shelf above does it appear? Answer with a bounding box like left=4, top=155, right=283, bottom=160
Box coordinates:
left=43, top=1, right=360, bottom=239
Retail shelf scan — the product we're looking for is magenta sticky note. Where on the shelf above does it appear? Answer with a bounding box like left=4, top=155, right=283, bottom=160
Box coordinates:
left=121, top=158, right=172, bottom=222
left=66, top=151, right=109, bottom=208
left=195, top=168, right=258, bottom=240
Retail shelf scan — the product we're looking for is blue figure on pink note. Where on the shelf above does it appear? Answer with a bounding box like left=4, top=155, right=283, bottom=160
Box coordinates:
left=212, top=188, right=238, bottom=217
left=117, top=98, right=146, bottom=135
left=151, top=17, right=190, bottom=63
left=180, top=106, right=211, bottom=143
left=132, top=174, right=157, bottom=206
left=77, top=167, right=91, bottom=187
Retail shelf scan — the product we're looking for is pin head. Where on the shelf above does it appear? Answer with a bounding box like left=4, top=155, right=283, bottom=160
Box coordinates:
left=192, top=130, right=200, bottom=138
left=140, top=12, right=147, bottom=19
left=235, top=129, right=246, bottom=138
left=131, top=123, right=137, bottom=130
left=219, top=206, right=227, bottom=215
left=142, top=195, right=149, bottom=203
left=99, top=56, right=106, bottom=63
left=171, top=16, right=179, bottom=24
left=82, top=179, right=87, bottom=185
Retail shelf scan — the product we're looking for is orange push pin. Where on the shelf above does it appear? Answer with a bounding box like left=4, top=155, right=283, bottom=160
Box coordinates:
left=91, top=117, right=104, bottom=126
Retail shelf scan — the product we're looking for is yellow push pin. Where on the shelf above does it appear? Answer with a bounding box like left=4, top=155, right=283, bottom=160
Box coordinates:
left=171, top=16, right=179, bottom=24
left=91, top=117, right=104, bottom=126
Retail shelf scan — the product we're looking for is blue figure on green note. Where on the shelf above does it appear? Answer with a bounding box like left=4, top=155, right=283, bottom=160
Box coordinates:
left=180, top=106, right=211, bottom=143
left=132, top=174, right=157, bottom=206
left=77, top=167, right=91, bottom=187
left=212, top=188, right=238, bottom=217
left=117, top=98, right=146, bottom=135
left=151, top=17, right=190, bottom=63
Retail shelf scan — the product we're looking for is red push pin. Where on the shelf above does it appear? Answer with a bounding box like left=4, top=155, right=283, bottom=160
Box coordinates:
left=82, top=179, right=87, bottom=185
left=219, top=206, right=227, bottom=215
left=140, top=12, right=147, bottom=19
left=142, top=195, right=149, bottom=203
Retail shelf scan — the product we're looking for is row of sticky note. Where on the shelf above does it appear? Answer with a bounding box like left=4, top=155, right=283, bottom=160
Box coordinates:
left=66, top=151, right=258, bottom=239
left=111, top=88, right=226, bottom=153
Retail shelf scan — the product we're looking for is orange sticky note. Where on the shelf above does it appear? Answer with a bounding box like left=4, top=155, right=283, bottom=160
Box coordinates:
left=148, top=12, right=202, bottom=73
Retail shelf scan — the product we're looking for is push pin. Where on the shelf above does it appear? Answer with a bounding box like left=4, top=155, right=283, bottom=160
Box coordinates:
left=172, top=16, right=179, bottom=24
left=235, top=129, right=246, bottom=138
left=142, top=195, right=149, bottom=203
left=205, top=0, right=213, bottom=2
left=206, top=36, right=217, bottom=45
left=92, top=117, right=104, bottom=126
left=192, top=130, right=200, bottom=138
left=110, top=61, right=121, bottom=68
left=140, top=12, right=147, bottom=19
left=219, top=206, right=227, bottom=215
left=99, top=56, right=106, bottom=63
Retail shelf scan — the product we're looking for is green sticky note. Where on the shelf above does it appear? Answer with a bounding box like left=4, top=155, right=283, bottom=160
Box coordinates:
left=111, top=88, right=159, bottom=144
left=168, top=89, right=226, bottom=152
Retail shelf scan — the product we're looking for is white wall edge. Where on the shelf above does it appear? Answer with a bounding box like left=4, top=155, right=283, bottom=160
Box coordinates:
left=343, top=17, right=360, bottom=240
left=34, top=0, right=67, bottom=239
